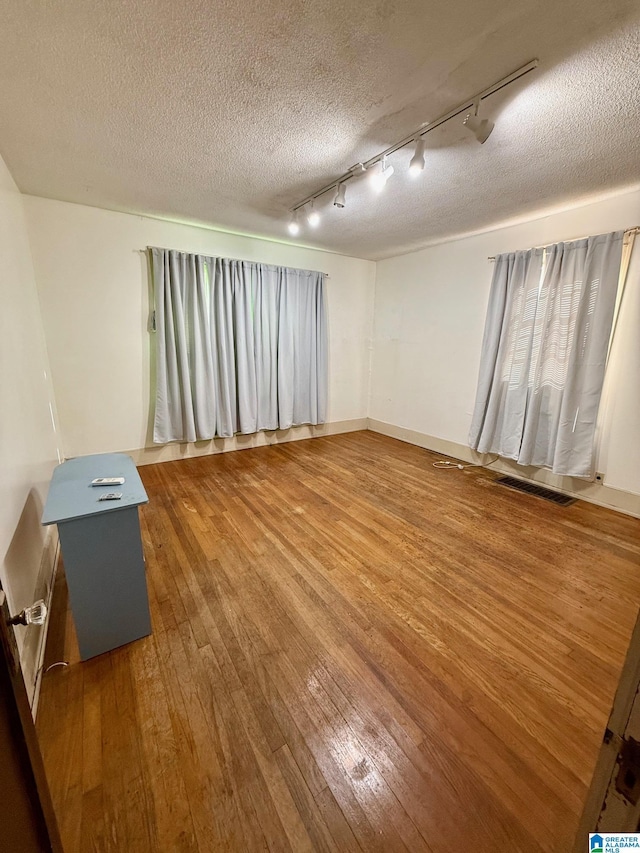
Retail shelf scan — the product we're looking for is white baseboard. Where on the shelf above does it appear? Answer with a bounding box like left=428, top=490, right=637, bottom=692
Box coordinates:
left=23, top=528, right=59, bottom=716
left=127, top=418, right=369, bottom=467
left=367, top=418, right=640, bottom=519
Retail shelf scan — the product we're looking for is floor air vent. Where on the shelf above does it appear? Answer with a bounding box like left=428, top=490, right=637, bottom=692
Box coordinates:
left=495, top=476, right=576, bottom=506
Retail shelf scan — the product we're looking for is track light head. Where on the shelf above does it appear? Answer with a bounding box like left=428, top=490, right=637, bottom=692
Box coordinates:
left=369, top=157, right=394, bottom=193
left=463, top=101, right=494, bottom=144
left=333, top=183, right=347, bottom=208
left=409, top=137, right=426, bottom=177
left=306, top=202, right=320, bottom=227
left=287, top=211, right=300, bottom=236
left=463, top=113, right=494, bottom=143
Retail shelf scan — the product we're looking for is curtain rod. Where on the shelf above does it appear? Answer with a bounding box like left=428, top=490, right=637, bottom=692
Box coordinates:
left=487, top=226, right=640, bottom=261
left=143, top=246, right=329, bottom=277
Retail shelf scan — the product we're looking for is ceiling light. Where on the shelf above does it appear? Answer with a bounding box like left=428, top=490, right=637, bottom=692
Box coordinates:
left=307, top=203, right=320, bottom=227
left=287, top=211, right=300, bottom=236
left=287, top=61, right=537, bottom=217
left=333, top=183, right=347, bottom=208
left=463, top=100, right=494, bottom=144
left=369, top=156, right=394, bottom=193
left=408, top=137, right=426, bottom=176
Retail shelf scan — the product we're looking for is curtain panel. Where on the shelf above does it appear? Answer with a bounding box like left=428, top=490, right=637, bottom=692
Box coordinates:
left=150, top=249, right=328, bottom=444
left=469, top=231, right=624, bottom=478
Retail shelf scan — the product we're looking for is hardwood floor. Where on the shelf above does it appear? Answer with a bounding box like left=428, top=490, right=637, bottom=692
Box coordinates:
left=36, top=431, right=640, bottom=852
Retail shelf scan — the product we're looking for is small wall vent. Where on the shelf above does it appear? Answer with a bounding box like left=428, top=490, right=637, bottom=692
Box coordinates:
left=495, top=476, right=576, bottom=506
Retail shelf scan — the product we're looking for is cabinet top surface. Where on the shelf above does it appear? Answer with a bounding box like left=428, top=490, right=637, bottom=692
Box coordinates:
left=42, top=453, right=148, bottom=525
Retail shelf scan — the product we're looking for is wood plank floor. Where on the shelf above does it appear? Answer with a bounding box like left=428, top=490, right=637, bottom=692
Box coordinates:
left=36, top=431, right=640, bottom=852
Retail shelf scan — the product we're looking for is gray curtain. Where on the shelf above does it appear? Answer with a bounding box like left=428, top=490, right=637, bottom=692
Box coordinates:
left=468, top=248, right=544, bottom=460
left=151, top=249, right=328, bottom=443
left=469, top=231, right=623, bottom=478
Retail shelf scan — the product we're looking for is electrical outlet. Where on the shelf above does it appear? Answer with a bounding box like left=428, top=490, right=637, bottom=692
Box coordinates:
left=595, top=472, right=604, bottom=484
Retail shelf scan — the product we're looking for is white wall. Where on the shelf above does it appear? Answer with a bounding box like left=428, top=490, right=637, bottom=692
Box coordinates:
left=0, top=154, right=61, bottom=699
left=24, top=198, right=377, bottom=462
left=370, top=185, right=640, bottom=504
left=20, top=184, right=640, bottom=514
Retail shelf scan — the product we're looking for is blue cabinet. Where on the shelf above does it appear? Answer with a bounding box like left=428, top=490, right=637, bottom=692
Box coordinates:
left=42, top=453, right=151, bottom=660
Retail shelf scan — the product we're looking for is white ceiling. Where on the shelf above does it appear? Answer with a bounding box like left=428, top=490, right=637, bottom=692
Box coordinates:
left=1, top=0, right=639, bottom=260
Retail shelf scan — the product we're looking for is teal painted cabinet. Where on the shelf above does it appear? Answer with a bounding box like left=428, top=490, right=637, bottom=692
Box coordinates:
left=42, top=453, right=151, bottom=660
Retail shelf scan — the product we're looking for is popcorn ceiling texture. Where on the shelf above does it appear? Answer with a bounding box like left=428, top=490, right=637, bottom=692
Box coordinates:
left=0, top=0, right=638, bottom=260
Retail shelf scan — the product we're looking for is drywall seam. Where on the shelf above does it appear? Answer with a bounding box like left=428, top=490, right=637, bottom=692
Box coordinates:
left=365, top=263, right=379, bottom=421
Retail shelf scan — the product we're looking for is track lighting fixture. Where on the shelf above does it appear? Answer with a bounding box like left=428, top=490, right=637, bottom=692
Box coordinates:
left=284, top=59, right=537, bottom=233
left=287, top=211, right=300, bottom=236
left=408, top=137, right=426, bottom=176
left=463, top=100, right=494, bottom=144
left=367, top=161, right=383, bottom=189
left=369, top=156, right=394, bottom=193
left=306, top=203, right=320, bottom=227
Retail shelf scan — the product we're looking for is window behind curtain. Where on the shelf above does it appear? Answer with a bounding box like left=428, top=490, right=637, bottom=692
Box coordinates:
left=469, top=231, right=624, bottom=478
left=150, top=249, right=328, bottom=444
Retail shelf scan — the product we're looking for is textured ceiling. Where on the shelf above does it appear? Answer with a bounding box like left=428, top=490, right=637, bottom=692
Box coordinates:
left=0, top=0, right=639, bottom=260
